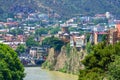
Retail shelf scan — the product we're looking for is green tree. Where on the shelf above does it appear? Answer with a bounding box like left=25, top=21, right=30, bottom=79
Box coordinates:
left=108, top=56, right=120, bottom=80
left=50, top=27, right=60, bottom=34
left=69, top=27, right=76, bottom=31
left=82, top=42, right=114, bottom=70
left=9, top=28, right=24, bottom=36
left=86, top=34, right=91, bottom=42
left=78, top=42, right=119, bottom=80
left=42, top=36, right=64, bottom=51
left=35, top=28, right=48, bottom=36
left=15, top=44, right=26, bottom=55
left=26, top=36, right=39, bottom=48
left=0, top=44, right=25, bottom=80
left=86, top=42, right=92, bottom=53
left=9, top=29, right=17, bottom=36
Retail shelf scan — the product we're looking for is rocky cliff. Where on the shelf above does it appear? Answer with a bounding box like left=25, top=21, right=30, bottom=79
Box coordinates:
left=42, top=46, right=86, bottom=74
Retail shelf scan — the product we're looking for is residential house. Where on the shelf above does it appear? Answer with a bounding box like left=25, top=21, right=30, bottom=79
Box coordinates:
left=4, top=34, right=14, bottom=42
left=75, top=35, right=86, bottom=48
left=36, top=47, right=46, bottom=59
left=80, top=16, right=91, bottom=24
left=17, top=35, right=24, bottom=42
left=7, top=18, right=14, bottom=22
left=0, top=29, right=8, bottom=33
left=29, top=47, right=37, bottom=58
left=29, top=47, right=47, bottom=59
left=2, top=41, right=25, bottom=50
left=114, top=20, right=120, bottom=24
left=4, top=22, right=19, bottom=28
left=70, top=35, right=86, bottom=49
left=29, top=27, right=36, bottom=34
left=95, top=14, right=106, bottom=19
left=0, top=23, right=8, bottom=33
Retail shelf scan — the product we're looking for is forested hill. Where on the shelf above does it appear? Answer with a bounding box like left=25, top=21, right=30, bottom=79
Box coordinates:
left=0, top=0, right=120, bottom=19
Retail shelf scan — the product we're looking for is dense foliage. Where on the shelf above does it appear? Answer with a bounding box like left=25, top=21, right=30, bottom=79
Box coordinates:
left=49, top=27, right=60, bottom=34
left=15, top=44, right=26, bottom=55
left=42, top=36, right=64, bottom=51
left=37, top=0, right=120, bottom=19
left=1, top=0, right=120, bottom=20
left=0, top=44, right=25, bottom=80
left=9, top=28, right=24, bottom=36
left=35, top=28, right=48, bottom=36
left=79, top=42, right=120, bottom=80
left=26, top=36, right=39, bottom=48
left=108, top=56, right=120, bottom=80
left=0, top=0, right=36, bottom=21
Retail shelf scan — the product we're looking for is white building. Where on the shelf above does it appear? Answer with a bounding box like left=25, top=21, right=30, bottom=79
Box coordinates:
left=70, top=35, right=86, bottom=48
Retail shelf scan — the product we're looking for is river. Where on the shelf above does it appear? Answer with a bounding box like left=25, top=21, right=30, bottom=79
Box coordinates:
left=24, top=67, right=78, bottom=80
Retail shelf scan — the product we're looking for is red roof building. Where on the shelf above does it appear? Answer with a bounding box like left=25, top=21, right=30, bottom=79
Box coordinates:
left=4, top=22, right=18, bottom=27
left=116, top=24, right=120, bottom=39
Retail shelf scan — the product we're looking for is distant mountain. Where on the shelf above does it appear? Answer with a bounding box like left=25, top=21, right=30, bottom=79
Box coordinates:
left=0, top=0, right=120, bottom=20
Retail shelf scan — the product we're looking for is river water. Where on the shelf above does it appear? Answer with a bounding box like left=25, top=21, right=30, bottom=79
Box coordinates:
left=24, top=67, right=78, bottom=80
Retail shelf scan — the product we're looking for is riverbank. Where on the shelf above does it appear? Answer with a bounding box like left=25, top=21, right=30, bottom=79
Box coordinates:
left=24, top=67, right=78, bottom=80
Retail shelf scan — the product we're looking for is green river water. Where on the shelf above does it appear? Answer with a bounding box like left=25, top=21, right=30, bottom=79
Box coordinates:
left=24, top=67, right=78, bottom=80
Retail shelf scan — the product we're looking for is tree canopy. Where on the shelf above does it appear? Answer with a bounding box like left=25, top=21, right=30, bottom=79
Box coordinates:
left=26, top=36, right=39, bottom=48
left=15, top=44, right=26, bottom=55
left=42, top=36, right=64, bottom=51
left=49, top=27, right=60, bottom=34
left=108, top=56, right=120, bottom=80
left=35, top=28, right=48, bottom=36
left=0, top=44, right=25, bottom=80
left=79, top=42, right=120, bottom=80
left=9, top=28, right=24, bottom=36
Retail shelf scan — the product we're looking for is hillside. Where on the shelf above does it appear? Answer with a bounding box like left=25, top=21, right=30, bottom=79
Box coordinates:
left=0, top=0, right=120, bottom=19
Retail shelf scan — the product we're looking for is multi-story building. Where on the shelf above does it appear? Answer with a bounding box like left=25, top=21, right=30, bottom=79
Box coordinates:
left=75, top=35, right=86, bottom=48
left=58, top=24, right=70, bottom=42
left=29, top=47, right=37, bottom=58
left=116, top=24, right=120, bottom=40
left=107, top=29, right=117, bottom=44
left=107, top=24, right=120, bottom=44
left=93, top=32, right=108, bottom=44
left=70, top=35, right=86, bottom=48
left=29, top=47, right=47, bottom=59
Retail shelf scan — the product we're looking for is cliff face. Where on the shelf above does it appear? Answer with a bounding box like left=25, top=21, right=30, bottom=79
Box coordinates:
left=42, top=46, right=86, bottom=74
